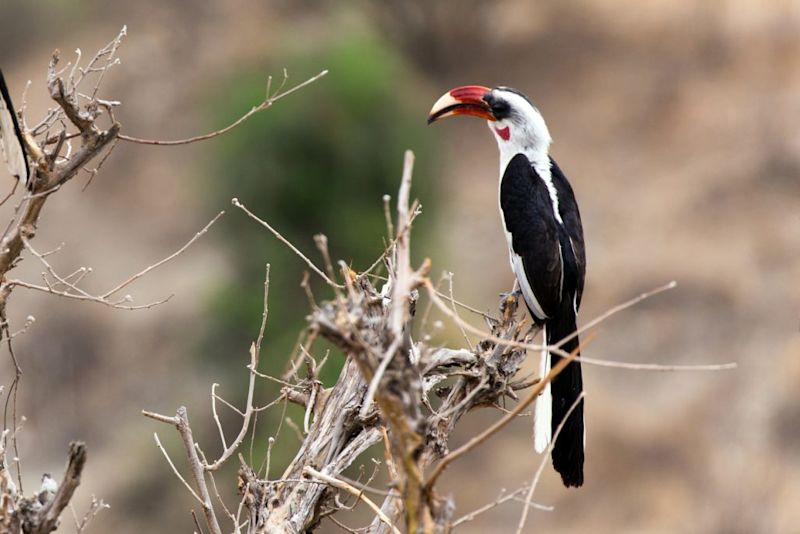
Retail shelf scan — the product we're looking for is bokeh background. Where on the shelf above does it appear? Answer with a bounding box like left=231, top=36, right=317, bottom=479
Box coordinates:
left=1, top=1, right=799, bottom=532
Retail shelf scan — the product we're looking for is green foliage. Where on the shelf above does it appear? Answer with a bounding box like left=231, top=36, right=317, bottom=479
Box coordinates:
left=201, top=34, right=440, bottom=387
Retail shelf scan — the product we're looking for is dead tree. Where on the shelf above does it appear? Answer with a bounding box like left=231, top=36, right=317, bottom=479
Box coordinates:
left=145, top=149, right=733, bottom=533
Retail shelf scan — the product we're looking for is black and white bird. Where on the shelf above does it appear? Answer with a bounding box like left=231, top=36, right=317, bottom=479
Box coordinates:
left=0, top=70, right=30, bottom=188
left=428, top=85, right=586, bottom=487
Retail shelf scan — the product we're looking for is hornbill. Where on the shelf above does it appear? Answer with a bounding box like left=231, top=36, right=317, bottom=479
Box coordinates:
left=428, top=86, right=586, bottom=487
left=0, top=70, right=29, bottom=187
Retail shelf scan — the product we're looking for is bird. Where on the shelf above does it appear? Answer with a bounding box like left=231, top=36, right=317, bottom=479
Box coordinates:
left=428, top=85, right=586, bottom=487
left=0, top=69, right=30, bottom=188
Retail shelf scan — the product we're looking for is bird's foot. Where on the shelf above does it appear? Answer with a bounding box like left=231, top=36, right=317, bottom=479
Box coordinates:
left=498, top=288, right=522, bottom=322
left=499, top=288, right=523, bottom=300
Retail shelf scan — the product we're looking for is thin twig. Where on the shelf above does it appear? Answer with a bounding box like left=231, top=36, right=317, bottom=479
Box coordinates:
left=576, top=356, right=737, bottom=372
left=303, top=467, right=401, bottom=534
left=176, top=408, right=222, bottom=534
left=100, top=211, right=224, bottom=299
left=204, top=344, right=258, bottom=471
left=425, top=336, right=589, bottom=489
left=446, top=271, right=472, bottom=348
left=232, top=198, right=341, bottom=288
left=118, top=70, right=328, bottom=145
left=556, top=281, right=677, bottom=349
left=211, top=384, right=228, bottom=449
left=358, top=337, right=401, bottom=419
left=451, top=486, right=552, bottom=527
left=516, top=392, right=585, bottom=533
left=424, top=279, right=737, bottom=371
left=152, top=432, right=204, bottom=505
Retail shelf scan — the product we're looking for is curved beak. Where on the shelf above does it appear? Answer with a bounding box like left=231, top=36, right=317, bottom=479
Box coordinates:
left=427, top=85, right=494, bottom=124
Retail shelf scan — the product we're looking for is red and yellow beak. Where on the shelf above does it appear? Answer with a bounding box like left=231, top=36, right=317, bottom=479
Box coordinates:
left=427, top=85, right=494, bottom=124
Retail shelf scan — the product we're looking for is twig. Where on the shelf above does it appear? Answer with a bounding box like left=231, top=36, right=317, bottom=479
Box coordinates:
left=255, top=264, right=270, bottom=356
left=367, top=271, right=493, bottom=321
left=143, top=408, right=221, bottom=534
left=382, top=194, right=394, bottom=242
left=516, top=392, right=585, bottom=533
left=141, top=410, right=178, bottom=425
left=205, top=342, right=259, bottom=471
left=284, top=416, right=304, bottom=443
left=424, top=337, right=588, bottom=489
left=359, top=201, right=421, bottom=278
left=175, top=408, right=222, bottom=534
left=211, top=384, right=228, bottom=449
left=152, top=432, right=204, bottom=505
left=100, top=211, right=225, bottom=299
left=424, top=279, right=737, bottom=371
left=576, top=356, right=737, bottom=372
left=555, top=281, right=677, bottom=349
left=358, top=337, right=401, bottom=419
left=451, top=486, right=552, bottom=527
left=232, top=198, right=341, bottom=288
left=7, top=278, right=173, bottom=310
left=357, top=152, right=420, bottom=416
left=191, top=510, right=205, bottom=534
left=72, top=495, right=110, bottom=533
left=303, top=467, right=401, bottom=534
left=81, top=138, right=118, bottom=191
left=446, top=271, right=472, bottom=348
left=9, top=211, right=224, bottom=310
left=389, top=150, right=415, bottom=337
left=118, top=70, right=328, bottom=145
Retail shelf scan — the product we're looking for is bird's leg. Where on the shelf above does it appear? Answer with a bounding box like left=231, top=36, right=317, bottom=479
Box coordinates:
left=498, top=280, right=522, bottom=323
left=498, top=279, right=522, bottom=301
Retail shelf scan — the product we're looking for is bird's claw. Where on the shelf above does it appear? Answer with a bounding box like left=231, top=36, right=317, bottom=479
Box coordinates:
left=499, top=288, right=523, bottom=300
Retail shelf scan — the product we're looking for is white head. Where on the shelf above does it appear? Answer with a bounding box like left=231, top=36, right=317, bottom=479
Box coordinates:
left=428, top=85, right=552, bottom=171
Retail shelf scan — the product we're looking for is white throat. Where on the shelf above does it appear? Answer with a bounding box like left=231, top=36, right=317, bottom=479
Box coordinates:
left=489, top=117, right=562, bottom=225
left=492, top=124, right=551, bottom=178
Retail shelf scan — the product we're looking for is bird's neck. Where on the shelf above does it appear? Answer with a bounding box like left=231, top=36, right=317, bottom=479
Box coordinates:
left=496, top=137, right=561, bottom=224
left=488, top=116, right=552, bottom=178
left=497, top=140, right=551, bottom=181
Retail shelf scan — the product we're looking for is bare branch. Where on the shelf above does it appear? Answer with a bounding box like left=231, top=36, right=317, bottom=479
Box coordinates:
left=303, top=467, right=401, bottom=534
left=141, top=411, right=179, bottom=425
left=451, top=486, right=552, bottom=527
left=204, top=343, right=259, bottom=472
left=152, top=432, right=204, bottom=505
left=72, top=494, right=110, bottom=533
left=424, top=278, right=737, bottom=372
left=424, top=338, right=586, bottom=490
left=232, top=198, right=341, bottom=288
left=118, top=70, right=328, bottom=145
left=175, top=408, right=222, bottom=534
left=100, top=211, right=225, bottom=299
left=32, top=442, right=87, bottom=534
left=516, top=392, right=585, bottom=533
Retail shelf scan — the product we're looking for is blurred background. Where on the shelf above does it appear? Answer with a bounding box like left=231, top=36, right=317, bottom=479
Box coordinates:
left=1, top=1, right=799, bottom=532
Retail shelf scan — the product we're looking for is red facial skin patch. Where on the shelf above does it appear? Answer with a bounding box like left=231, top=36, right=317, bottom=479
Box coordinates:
left=495, top=126, right=510, bottom=140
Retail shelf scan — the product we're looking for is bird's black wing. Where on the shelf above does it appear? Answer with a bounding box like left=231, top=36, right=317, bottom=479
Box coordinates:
left=500, top=153, right=563, bottom=319
left=0, top=70, right=29, bottom=186
left=550, top=157, right=585, bottom=310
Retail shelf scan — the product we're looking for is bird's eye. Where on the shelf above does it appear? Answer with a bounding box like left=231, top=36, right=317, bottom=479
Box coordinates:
left=491, top=100, right=510, bottom=117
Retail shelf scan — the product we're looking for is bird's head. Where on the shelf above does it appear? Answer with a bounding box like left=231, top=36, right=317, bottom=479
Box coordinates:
left=428, top=85, right=552, bottom=166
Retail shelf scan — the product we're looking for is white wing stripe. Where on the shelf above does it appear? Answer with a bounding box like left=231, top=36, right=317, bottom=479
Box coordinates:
left=511, top=252, right=547, bottom=320
left=0, top=82, right=28, bottom=186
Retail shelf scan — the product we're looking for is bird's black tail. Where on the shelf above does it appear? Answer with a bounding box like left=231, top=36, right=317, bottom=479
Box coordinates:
left=547, top=303, right=584, bottom=487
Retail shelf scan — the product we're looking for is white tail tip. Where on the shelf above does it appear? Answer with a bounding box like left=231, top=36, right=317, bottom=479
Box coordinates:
left=533, top=330, right=552, bottom=453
